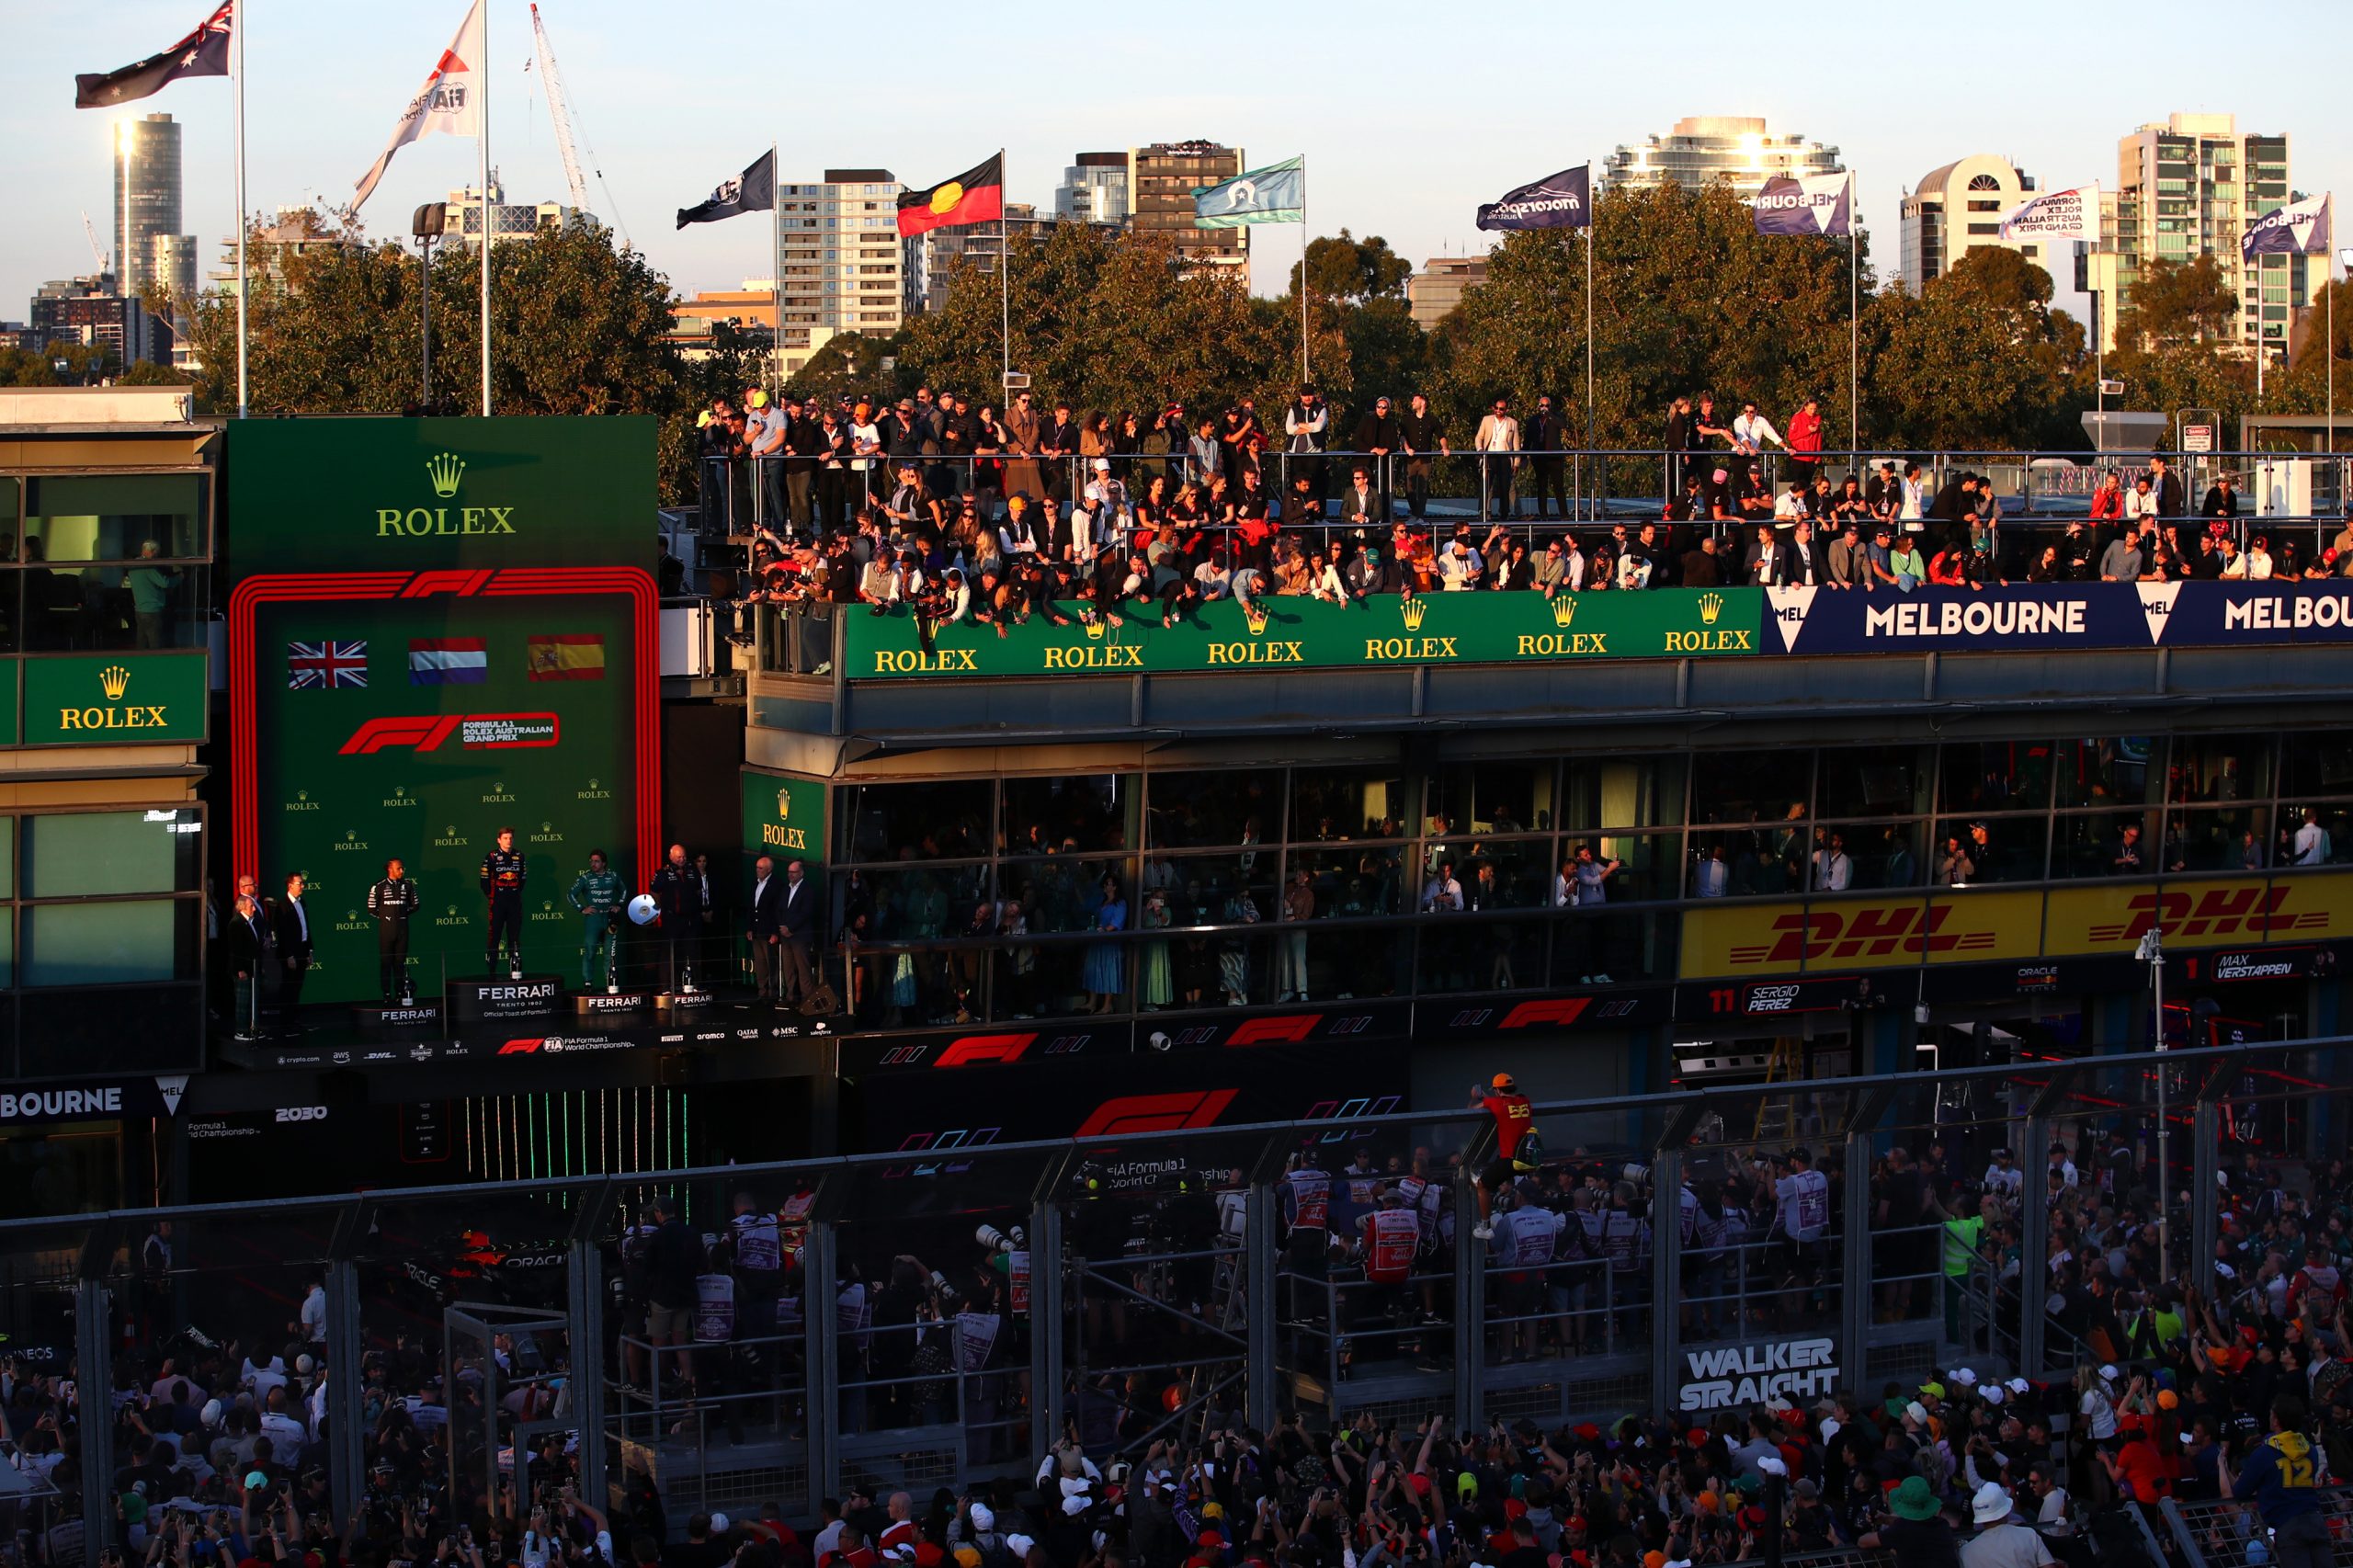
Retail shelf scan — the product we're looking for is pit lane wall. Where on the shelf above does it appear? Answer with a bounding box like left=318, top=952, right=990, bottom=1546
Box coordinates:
left=838, top=582, right=2353, bottom=677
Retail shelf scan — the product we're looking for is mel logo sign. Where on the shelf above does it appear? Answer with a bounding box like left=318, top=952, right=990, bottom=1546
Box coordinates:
left=1677, top=1336, right=1840, bottom=1412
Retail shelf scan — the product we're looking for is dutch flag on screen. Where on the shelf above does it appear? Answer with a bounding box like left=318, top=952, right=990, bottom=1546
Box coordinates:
left=408, top=638, right=487, bottom=684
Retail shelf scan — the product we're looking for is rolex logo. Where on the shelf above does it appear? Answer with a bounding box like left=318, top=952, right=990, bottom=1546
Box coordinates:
left=426, top=451, right=466, bottom=497
left=1083, top=617, right=1107, bottom=641
left=98, top=665, right=131, bottom=701
left=775, top=787, right=791, bottom=821
left=1243, top=600, right=1270, bottom=635
left=1399, top=597, right=1427, bottom=632
left=1551, top=597, right=1577, bottom=629
left=1698, top=592, right=1724, bottom=626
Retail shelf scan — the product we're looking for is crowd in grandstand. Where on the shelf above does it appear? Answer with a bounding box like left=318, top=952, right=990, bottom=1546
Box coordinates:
left=699, top=386, right=2353, bottom=641
left=5, top=1102, right=2346, bottom=1568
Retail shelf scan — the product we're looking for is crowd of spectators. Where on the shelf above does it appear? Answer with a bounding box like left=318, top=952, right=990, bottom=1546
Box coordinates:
left=699, top=386, right=2353, bottom=643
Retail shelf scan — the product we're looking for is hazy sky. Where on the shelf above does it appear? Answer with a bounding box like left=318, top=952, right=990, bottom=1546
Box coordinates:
left=6, top=0, right=2345, bottom=334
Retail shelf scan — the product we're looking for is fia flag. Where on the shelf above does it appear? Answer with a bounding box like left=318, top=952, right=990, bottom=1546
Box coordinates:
left=74, top=0, right=232, bottom=108
left=1749, top=173, right=1852, bottom=237
left=352, top=0, right=486, bottom=212
left=2243, top=194, right=2333, bottom=258
left=1194, top=157, right=1304, bottom=228
left=1476, top=165, right=1590, bottom=232
left=677, top=149, right=777, bottom=229
left=2000, top=184, right=2099, bottom=244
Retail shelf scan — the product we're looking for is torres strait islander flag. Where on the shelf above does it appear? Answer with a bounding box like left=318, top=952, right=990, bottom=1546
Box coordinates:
left=896, top=153, right=1004, bottom=237
left=408, top=638, right=487, bottom=684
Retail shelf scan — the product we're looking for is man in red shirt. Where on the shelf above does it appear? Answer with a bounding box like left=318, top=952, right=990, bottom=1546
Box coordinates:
left=1471, top=1073, right=1537, bottom=1240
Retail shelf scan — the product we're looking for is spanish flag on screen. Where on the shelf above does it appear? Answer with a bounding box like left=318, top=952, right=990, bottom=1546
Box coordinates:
left=897, top=153, right=1004, bottom=237
left=526, top=633, right=606, bottom=681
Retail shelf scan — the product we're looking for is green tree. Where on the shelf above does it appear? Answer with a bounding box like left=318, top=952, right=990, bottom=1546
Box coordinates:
left=786, top=331, right=904, bottom=406
left=2113, top=255, right=2238, bottom=348
left=1289, top=230, right=1411, bottom=301
left=1870, top=245, right=2086, bottom=450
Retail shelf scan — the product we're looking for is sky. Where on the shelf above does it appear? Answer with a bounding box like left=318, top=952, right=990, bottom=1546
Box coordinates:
left=5, top=0, right=2346, bottom=335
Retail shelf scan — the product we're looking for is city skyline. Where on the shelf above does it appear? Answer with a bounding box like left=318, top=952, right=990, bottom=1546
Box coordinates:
left=4, top=0, right=2346, bottom=336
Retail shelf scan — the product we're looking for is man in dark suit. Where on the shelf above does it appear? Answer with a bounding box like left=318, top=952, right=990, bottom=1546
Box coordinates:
left=228, top=893, right=273, bottom=1040
left=2147, top=454, right=2186, bottom=518
left=746, top=854, right=786, bottom=1004
left=270, top=873, right=314, bottom=1024
left=778, top=858, right=819, bottom=1007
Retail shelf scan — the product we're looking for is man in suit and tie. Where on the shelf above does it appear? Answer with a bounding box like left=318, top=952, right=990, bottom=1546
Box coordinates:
left=271, top=873, right=314, bottom=1027
left=228, top=892, right=273, bottom=1040
left=749, top=856, right=820, bottom=1007
left=747, top=855, right=785, bottom=1002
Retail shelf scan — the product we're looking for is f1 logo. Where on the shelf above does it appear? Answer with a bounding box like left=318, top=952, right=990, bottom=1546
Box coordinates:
left=1074, top=1089, right=1239, bottom=1138
left=341, top=716, right=462, bottom=755
left=1227, top=1014, right=1322, bottom=1046
left=1495, top=998, right=1592, bottom=1029
left=934, top=1031, right=1037, bottom=1067
left=497, top=1039, right=543, bottom=1055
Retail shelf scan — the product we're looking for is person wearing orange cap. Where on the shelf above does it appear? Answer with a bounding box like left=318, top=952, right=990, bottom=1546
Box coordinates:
left=1470, top=1072, right=1537, bottom=1239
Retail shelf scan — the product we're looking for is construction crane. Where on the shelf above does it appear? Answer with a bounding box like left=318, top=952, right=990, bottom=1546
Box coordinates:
left=80, top=211, right=109, bottom=277
left=528, top=4, right=631, bottom=244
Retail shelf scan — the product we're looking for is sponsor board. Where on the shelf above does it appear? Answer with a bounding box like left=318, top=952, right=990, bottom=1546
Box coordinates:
left=1680, top=890, right=2042, bottom=977
left=1678, top=1336, right=1840, bottom=1412
left=0, top=1074, right=188, bottom=1124
left=1768, top=582, right=2353, bottom=655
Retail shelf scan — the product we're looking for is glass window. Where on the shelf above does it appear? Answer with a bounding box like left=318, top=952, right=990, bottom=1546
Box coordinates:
left=1562, top=755, right=1686, bottom=831
left=1932, top=819, right=2042, bottom=885
left=1290, top=766, right=1406, bottom=841
left=23, top=899, right=182, bottom=986
left=1703, top=823, right=1805, bottom=896
left=1003, top=774, right=1128, bottom=856
left=998, top=855, right=1135, bottom=935
left=2163, top=809, right=2270, bottom=873
left=2168, top=733, right=2274, bottom=805
left=0, top=816, right=12, bottom=896
left=27, top=809, right=200, bottom=897
left=2280, top=733, right=2353, bottom=799
left=2052, top=811, right=2160, bottom=880
left=1456, top=839, right=1552, bottom=910
left=1288, top=846, right=1404, bottom=917
left=23, top=563, right=209, bottom=651
left=1563, top=831, right=1682, bottom=904
left=1938, top=741, right=2055, bottom=814
left=1816, top=744, right=1933, bottom=820
left=1846, top=821, right=1927, bottom=890
left=21, top=474, right=206, bottom=561
left=1689, top=748, right=1810, bottom=828
left=2052, top=736, right=2161, bottom=808
left=839, top=779, right=994, bottom=862
left=2278, top=804, right=2353, bottom=868
left=1136, top=853, right=1272, bottom=928
left=1145, top=770, right=1281, bottom=849
left=840, top=864, right=992, bottom=941
left=1425, top=760, right=1557, bottom=835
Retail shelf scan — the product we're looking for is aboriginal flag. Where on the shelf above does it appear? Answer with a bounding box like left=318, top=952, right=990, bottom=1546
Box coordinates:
left=897, top=153, right=1004, bottom=238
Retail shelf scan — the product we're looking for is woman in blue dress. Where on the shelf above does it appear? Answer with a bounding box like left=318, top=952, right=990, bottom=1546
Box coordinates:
left=1083, top=874, right=1128, bottom=1012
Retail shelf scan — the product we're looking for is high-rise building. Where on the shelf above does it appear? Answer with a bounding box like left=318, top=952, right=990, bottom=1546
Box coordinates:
left=113, top=113, right=199, bottom=303
left=1407, top=256, right=1488, bottom=330
left=1601, top=116, right=1842, bottom=198
left=443, top=174, right=585, bottom=251
left=772, top=169, right=907, bottom=339
left=1897, top=155, right=2040, bottom=294
left=1054, top=153, right=1131, bottom=225
left=1125, top=142, right=1247, bottom=272
left=2080, top=114, right=2310, bottom=358
left=30, top=275, right=169, bottom=367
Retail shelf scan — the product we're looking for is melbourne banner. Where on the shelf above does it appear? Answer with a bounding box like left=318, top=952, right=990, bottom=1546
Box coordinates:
left=847, top=588, right=1764, bottom=678
left=1748, top=173, right=1852, bottom=237
left=225, top=417, right=660, bottom=1005
left=1768, top=582, right=2353, bottom=654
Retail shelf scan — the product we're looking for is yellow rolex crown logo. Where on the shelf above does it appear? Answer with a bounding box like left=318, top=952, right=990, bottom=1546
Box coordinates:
left=97, top=664, right=131, bottom=700
left=1399, top=597, right=1427, bottom=632
left=1244, top=600, right=1270, bottom=635
left=426, top=451, right=466, bottom=497
left=1699, top=592, right=1724, bottom=626
left=1083, top=617, right=1107, bottom=640
left=776, top=787, right=791, bottom=821
left=1551, top=597, right=1578, bottom=629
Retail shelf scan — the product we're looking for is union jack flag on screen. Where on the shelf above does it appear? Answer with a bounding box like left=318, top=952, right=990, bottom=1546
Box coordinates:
left=288, top=640, right=369, bottom=689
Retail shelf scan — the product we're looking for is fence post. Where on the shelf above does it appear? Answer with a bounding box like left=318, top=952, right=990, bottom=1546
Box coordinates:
left=1648, top=1147, right=1681, bottom=1417
left=801, top=1218, right=839, bottom=1502
left=565, top=1238, right=607, bottom=1512
left=1840, top=1129, right=1872, bottom=1388
left=326, top=1260, right=365, bottom=1525
left=1029, top=1197, right=1065, bottom=1471
left=2191, top=1099, right=2221, bottom=1303
left=74, top=1276, right=113, bottom=1558
left=1451, top=1176, right=1484, bottom=1429
left=1245, top=1182, right=1277, bottom=1433
left=2018, top=1113, right=2052, bottom=1378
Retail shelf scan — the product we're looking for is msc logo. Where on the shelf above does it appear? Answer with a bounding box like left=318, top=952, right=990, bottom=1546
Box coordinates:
left=1074, top=1089, right=1239, bottom=1139
left=59, top=663, right=170, bottom=732
left=426, top=452, right=466, bottom=497
left=576, top=776, right=611, bottom=801
left=1731, top=903, right=1995, bottom=967
left=2091, top=886, right=2321, bottom=944
left=286, top=790, right=321, bottom=812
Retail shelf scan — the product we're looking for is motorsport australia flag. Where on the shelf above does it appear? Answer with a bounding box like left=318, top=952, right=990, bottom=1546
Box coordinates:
left=676, top=149, right=776, bottom=230
left=1476, top=165, right=1590, bottom=232
left=1749, top=173, right=1853, bottom=237
left=2242, top=193, right=2333, bottom=258
left=75, top=0, right=233, bottom=108
left=351, top=0, right=485, bottom=211
left=896, top=154, right=1004, bottom=237
left=1194, top=157, right=1304, bottom=227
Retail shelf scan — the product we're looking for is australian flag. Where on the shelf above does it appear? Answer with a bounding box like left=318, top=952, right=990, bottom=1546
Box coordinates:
left=288, top=641, right=368, bottom=690
left=75, top=1, right=233, bottom=109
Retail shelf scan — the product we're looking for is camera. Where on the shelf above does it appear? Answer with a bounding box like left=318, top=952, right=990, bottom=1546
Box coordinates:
left=1148, top=1030, right=1172, bottom=1052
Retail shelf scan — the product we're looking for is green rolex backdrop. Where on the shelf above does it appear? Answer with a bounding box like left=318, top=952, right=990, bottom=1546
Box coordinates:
left=226, top=417, right=659, bottom=1004
left=740, top=771, right=827, bottom=898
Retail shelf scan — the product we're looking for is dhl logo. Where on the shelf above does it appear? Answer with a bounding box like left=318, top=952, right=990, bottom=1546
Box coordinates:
left=1730, top=903, right=1998, bottom=967
left=2090, top=887, right=2325, bottom=944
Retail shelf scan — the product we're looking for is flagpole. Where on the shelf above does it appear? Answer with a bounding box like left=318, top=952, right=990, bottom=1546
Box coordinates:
left=233, top=0, right=248, bottom=417
left=1584, top=219, right=1595, bottom=521
left=770, top=141, right=780, bottom=400
left=478, top=0, right=491, bottom=417
left=1299, top=156, right=1310, bottom=384
left=1850, top=172, right=1859, bottom=461
left=998, top=149, right=1010, bottom=394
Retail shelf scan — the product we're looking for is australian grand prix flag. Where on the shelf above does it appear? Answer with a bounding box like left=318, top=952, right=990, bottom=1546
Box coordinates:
left=2242, top=193, right=2332, bottom=258
left=1476, top=165, right=1589, bottom=232
left=2000, top=184, right=2100, bottom=244
left=1749, top=173, right=1852, bottom=237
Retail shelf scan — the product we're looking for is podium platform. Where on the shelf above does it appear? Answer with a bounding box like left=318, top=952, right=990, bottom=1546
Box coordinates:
left=350, top=1000, right=443, bottom=1029
left=446, top=973, right=566, bottom=1026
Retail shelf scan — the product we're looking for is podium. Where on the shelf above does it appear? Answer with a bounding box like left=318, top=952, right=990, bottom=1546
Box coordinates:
left=446, top=974, right=566, bottom=1027
left=351, top=1000, right=444, bottom=1029
left=573, top=990, right=652, bottom=1019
